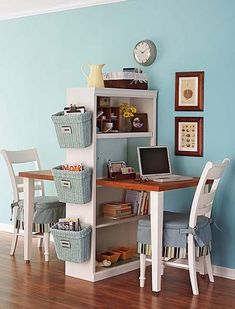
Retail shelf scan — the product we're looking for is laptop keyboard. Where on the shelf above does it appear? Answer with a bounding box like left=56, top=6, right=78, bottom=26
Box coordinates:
left=149, top=175, right=193, bottom=182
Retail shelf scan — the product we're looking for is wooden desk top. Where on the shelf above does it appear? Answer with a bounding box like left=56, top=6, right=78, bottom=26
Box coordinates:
left=97, top=177, right=200, bottom=192
left=19, top=170, right=53, bottom=181
left=19, top=170, right=203, bottom=192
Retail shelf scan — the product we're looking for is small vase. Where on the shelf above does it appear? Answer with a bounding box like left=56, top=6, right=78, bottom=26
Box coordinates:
left=122, top=118, right=132, bottom=133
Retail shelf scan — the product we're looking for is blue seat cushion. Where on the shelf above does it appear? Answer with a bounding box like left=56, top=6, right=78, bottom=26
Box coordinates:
left=14, top=196, right=65, bottom=225
left=137, top=211, right=212, bottom=248
left=33, top=196, right=65, bottom=224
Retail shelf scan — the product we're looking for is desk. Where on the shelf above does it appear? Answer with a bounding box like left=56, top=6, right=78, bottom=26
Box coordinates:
left=18, top=170, right=53, bottom=262
left=97, top=177, right=201, bottom=294
left=19, top=170, right=200, bottom=293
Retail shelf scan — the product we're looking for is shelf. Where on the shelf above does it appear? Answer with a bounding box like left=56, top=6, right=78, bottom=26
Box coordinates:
left=96, top=214, right=149, bottom=229
left=94, top=256, right=140, bottom=281
left=96, top=132, right=153, bottom=139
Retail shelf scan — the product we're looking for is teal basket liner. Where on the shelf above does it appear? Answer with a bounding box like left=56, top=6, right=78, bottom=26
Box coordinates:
left=52, top=166, right=92, bottom=204
left=51, top=111, right=92, bottom=148
left=51, top=223, right=92, bottom=263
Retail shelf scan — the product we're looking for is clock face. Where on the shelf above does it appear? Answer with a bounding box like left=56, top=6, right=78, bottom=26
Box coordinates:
left=133, top=40, right=157, bottom=66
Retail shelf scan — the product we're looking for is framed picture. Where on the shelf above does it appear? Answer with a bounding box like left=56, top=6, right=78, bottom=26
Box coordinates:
left=107, top=160, right=126, bottom=178
left=98, top=96, right=110, bottom=108
left=131, top=113, right=148, bottom=132
left=175, top=117, right=203, bottom=156
left=175, top=71, right=204, bottom=111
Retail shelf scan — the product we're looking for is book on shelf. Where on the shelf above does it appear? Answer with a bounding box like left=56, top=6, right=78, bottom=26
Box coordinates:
left=125, top=190, right=139, bottom=214
left=125, top=190, right=150, bottom=216
left=137, top=191, right=144, bottom=215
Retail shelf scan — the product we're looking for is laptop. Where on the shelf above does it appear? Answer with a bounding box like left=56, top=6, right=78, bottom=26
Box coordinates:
left=137, top=146, right=193, bottom=182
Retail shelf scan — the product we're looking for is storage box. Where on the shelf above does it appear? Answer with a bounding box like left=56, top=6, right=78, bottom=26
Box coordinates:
left=51, top=223, right=92, bottom=263
left=52, top=166, right=92, bottom=204
left=104, top=80, right=148, bottom=90
left=100, top=251, right=121, bottom=263
left=103, top=72, right=148, bottom=90
left=112, top=247, right=136, bottom=260
left=51, top=111, right=92, bottom=148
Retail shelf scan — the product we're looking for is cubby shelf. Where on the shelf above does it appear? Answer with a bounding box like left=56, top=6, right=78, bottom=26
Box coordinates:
left=96, top=214, right=149, bottom=229
left=96, top=132, right=153, bottom=139
left=94, top=258, right=140, bottom=281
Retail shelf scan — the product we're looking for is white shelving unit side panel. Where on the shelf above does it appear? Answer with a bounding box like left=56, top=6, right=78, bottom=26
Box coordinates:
left=65, top=88, right=97, bottom=281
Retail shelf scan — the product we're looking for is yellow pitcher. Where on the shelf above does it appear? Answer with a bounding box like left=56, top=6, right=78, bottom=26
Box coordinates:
left=81, top=64, right=105, bottom=88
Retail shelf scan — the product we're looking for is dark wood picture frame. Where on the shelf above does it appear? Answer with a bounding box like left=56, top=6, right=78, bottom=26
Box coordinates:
left=175, top=71, right=204, bottom=111
left=131, top=113, right=148, bottom=132
left=175, top=117, right=203, bottom=156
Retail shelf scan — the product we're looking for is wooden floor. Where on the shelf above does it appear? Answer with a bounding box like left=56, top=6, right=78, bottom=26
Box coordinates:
left=0, top=232, right=235, bottom=309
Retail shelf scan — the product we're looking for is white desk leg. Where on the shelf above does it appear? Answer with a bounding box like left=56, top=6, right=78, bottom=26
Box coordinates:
left=23, top=177, right=34, bottom=263
left=150, top=191, right=163, bottom=294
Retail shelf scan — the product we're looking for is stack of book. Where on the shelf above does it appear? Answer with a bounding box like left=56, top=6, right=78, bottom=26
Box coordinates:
left=125, top=190, right=150, bottom=215
left=57, top=217, right=82, bottom=231
left=102, top=202, right=133, bottom=219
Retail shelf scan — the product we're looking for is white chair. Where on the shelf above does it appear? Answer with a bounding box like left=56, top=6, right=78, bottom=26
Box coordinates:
left=1, top=148, right=65, bottom=261
left=137, top=159, right=229, bottom=295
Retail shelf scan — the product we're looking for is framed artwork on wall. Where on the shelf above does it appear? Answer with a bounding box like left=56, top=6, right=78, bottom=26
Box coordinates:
left=175, top=117, right=203, bottom=156
left=175, top=71, right=204, bottom=111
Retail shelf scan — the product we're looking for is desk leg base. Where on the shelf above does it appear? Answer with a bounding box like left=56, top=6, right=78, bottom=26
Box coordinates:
left=153, top=292, right=160, bottom=296
left=25, top=260, right=30, bottom=264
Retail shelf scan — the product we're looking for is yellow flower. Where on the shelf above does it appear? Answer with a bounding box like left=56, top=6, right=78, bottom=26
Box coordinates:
left=123, top=111, right=130, bottom=118
left=120, top=103, right=137, bottom=118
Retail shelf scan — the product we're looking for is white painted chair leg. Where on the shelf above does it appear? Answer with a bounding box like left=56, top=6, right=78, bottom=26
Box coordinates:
left=37, top=238, right=43, bottom=248
left=205, top=254, right=214, bottom=282
left=139, top=253, right=146, bottom=287
left=10, top=206, right=19, bottom=256
left=43, top=233, right=50, bottom=262
left=188, top=235, right=199, bottom=295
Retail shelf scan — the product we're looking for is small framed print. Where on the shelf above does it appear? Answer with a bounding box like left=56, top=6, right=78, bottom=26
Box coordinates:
left=107, top=160, right=126, bottom=178
left=175, top=117, right=203, bottom=157
left=175, top=71, right=204, bottom=111
left=131, top=113, right=148, bottom=132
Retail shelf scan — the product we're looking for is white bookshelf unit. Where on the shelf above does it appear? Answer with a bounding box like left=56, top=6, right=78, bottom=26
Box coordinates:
left=65, top=87, right=157, bottom=281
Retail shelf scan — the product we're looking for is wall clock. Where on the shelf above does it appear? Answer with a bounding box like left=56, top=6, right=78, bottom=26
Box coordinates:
left=133, top=40, right=157, bottom=66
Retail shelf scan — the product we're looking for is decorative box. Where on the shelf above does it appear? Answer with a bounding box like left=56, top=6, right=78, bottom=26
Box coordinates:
left=112, top=247, right=136, bottom=260
left=103, top=72, right=148, bottom=90
left=100, top=251, right=121, bottom=263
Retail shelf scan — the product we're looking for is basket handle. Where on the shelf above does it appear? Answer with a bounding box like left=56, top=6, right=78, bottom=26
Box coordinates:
left=61, top=126, right=72, bottom=134
left=60, top=240, right=71, bottom=248
left=61, top=179, right=71, bottom=188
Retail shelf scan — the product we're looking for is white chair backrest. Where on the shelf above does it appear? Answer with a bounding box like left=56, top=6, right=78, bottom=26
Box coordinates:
left=189, top=158, right=230, bottom=228
left=1, top=148, right=45, bottom=202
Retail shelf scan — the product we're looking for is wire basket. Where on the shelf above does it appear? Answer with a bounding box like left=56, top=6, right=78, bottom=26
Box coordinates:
left=51, top=111, right=92, bottom=148
left=51, top=223, right=92, bottom=263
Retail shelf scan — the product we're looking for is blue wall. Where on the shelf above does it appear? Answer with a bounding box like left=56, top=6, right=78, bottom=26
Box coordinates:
left=0, top=0, right=235, bottom=269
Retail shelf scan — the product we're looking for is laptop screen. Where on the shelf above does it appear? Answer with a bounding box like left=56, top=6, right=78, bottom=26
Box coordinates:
left=137, top=146, right=171, bottom=177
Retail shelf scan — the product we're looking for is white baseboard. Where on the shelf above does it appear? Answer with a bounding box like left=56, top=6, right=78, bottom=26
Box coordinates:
left=213, top=265, right=235, bottom=280
left=0, top=223, right=12, bottom=233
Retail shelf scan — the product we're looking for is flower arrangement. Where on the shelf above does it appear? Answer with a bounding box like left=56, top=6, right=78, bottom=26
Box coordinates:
left=120, top=103, right=137, bottom=118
